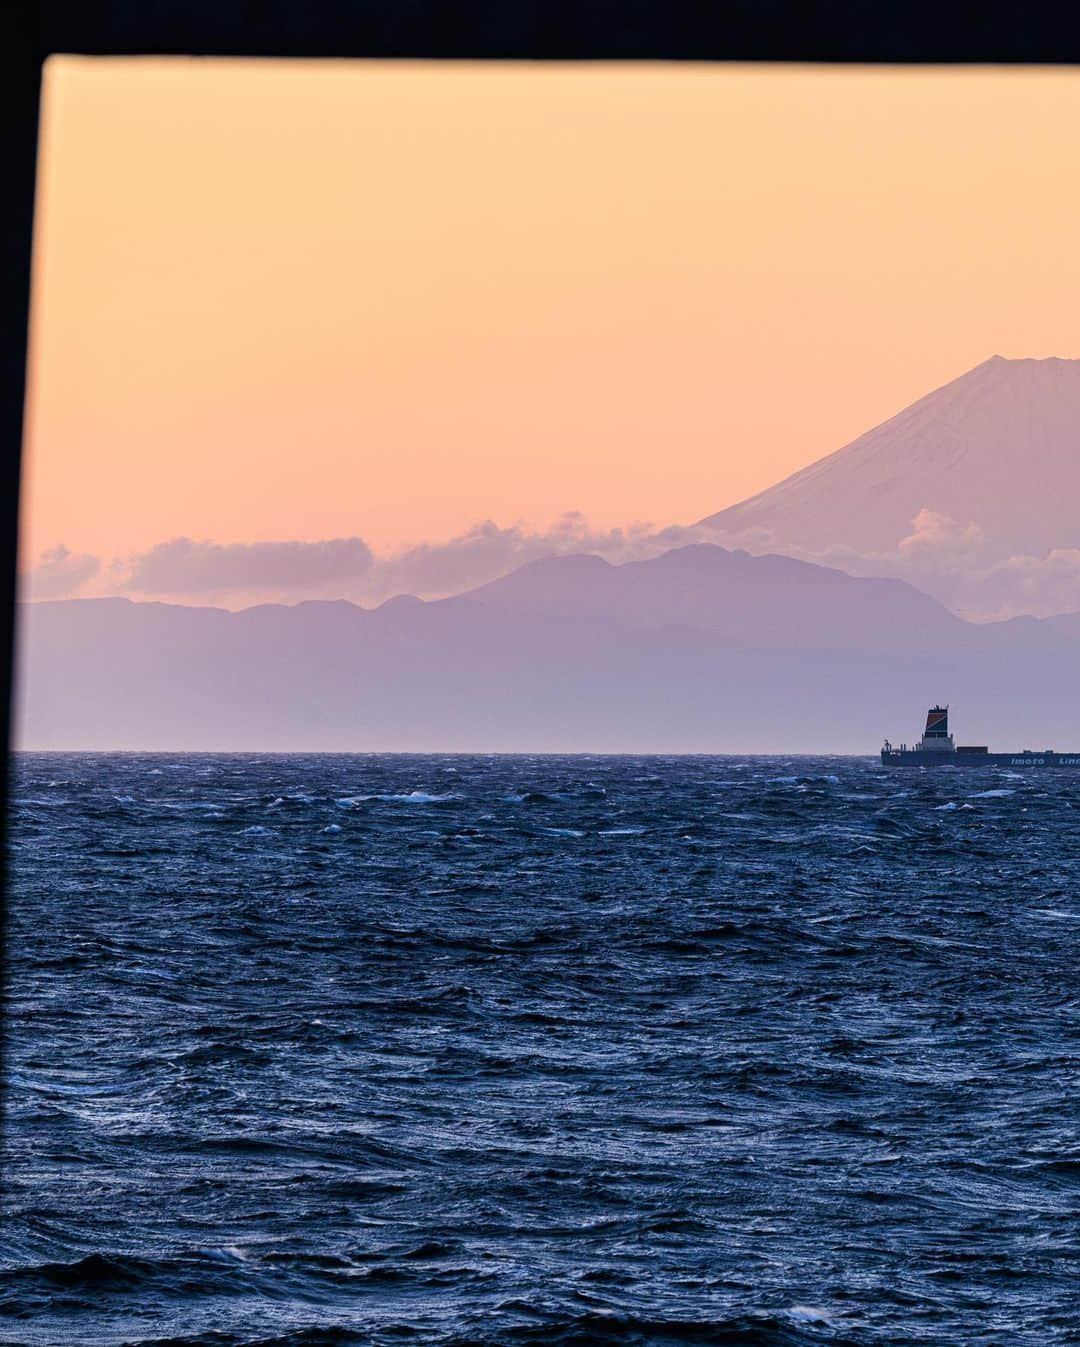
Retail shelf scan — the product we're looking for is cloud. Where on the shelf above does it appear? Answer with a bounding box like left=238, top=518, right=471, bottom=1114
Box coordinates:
left=22, top=545, right=100, bottom=600
left=92, top=506, right=1080, bottom=624
left=697, top=508, right=1080, bottom=622
left=898, top=508, right=983, bottom=558
left=102, top=516, right=720, bottom=608
left=969, top=547, right=1080, bottom=620
left=366, top=513, right=710, bottom=600
left=114, top=536, right=374, bottom=595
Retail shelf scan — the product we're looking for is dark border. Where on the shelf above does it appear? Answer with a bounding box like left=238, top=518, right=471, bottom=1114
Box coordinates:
left=30, top=3, right=1080, bottom=62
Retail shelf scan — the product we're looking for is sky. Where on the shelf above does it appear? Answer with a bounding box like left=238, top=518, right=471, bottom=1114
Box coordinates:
left=21, top=59, right=1080, bottom=604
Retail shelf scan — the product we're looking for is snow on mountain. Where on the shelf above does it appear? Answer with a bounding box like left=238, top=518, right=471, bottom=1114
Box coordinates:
left=700, top=356, right=1080, bottom=562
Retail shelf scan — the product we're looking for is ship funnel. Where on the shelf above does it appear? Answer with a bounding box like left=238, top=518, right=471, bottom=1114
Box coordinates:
left=924, top=705, right=949, bottom=740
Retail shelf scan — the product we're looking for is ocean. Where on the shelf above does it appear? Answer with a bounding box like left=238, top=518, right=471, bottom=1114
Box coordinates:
left=4, top=753, right=1078, bottom=1346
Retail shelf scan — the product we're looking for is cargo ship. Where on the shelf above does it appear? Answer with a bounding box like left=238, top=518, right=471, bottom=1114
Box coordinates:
left=881, top=706, right=1080, bottom=768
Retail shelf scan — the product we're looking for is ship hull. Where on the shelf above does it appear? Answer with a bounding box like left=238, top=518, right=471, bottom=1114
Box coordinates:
left=881, top=749, right=1080, bottom=768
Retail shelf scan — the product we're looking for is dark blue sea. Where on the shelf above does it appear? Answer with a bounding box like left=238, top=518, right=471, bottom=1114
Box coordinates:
left=5, top=754, right=1079, bottom=1347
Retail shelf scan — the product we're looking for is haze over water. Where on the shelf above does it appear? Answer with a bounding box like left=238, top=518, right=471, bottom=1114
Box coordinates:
left=6, top=753, right=1077, bottom=1346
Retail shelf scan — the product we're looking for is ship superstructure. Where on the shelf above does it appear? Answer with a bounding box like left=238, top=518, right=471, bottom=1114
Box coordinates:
left=881, top=705, right=1080, bottom=768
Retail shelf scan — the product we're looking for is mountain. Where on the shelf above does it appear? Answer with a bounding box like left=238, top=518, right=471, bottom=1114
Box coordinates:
left=16, top=545, right=1080, bottom=752
left=700, top=356, right=1080, bottom=560
left=465, top=544, right=966, bottom=651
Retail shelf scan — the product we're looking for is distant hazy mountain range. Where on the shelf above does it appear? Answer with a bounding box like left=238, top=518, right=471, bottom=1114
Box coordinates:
left=18, top=544, right=1080, bottom=752
left=20, top=357, right=1080, bottom=750
left=701, top=355, right=1080, bottom=563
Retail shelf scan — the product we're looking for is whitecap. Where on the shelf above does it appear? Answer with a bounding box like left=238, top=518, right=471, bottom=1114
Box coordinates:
left=321, top=824, right=342, bottom=834
left=372, top=791, right=459, bottom=804
left=198, top=1246, right=250, bottom=1264
left=787, top=1305, right=834, bottom=1324
left=337, top=791, right=457, bottom=805
left=970, top=788, right=1015, bottom=799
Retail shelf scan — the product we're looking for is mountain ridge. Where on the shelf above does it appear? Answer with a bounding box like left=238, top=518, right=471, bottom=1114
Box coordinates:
left=17, top=541, right=1080, bottom=751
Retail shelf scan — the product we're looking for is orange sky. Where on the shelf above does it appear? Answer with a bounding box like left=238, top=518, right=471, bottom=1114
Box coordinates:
left=22, top=59, right=1080, bottom=572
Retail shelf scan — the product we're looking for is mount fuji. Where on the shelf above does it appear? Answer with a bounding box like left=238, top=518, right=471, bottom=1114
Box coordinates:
left=700, top=356, right=1080, bottom=564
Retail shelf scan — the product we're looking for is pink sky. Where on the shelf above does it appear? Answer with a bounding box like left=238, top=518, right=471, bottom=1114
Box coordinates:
left=21, top=60, right=1080, bottom=596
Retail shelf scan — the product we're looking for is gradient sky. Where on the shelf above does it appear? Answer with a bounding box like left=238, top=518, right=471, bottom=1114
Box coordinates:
left=22, top=59, right=1080, bottom=576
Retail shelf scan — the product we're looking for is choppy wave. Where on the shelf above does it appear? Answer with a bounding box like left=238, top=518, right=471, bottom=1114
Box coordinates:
left=6, top=753, right=1079, bottom=1346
